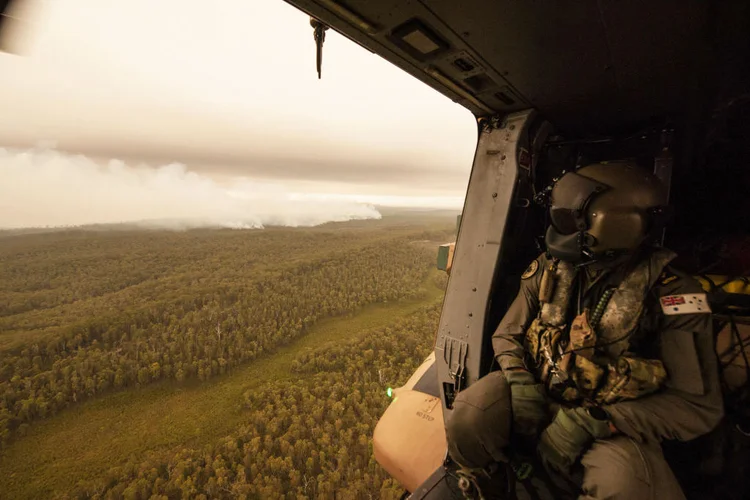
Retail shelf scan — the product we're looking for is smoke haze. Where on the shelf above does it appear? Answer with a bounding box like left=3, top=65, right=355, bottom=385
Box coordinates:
left=0, top=148, right=386, bottom=229
left=0, top=0, right=476, bottom=228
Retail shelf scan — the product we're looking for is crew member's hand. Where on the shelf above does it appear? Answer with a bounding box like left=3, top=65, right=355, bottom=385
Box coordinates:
left=504, top=369, right=548, bottom=437
left=537, top=407, right=612, bottom=474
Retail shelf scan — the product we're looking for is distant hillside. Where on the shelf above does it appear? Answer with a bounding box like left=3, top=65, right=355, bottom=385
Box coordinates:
left=0, top=212, right=460, bottom=238
left=373, top=205, right=462, bottom=218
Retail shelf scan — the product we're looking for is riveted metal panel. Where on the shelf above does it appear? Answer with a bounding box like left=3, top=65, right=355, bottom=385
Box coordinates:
left=434, top=109, right=536, bottom=412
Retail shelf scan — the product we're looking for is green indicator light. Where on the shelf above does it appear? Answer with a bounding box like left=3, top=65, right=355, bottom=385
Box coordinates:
left=386, top=387, right=393, bottom=398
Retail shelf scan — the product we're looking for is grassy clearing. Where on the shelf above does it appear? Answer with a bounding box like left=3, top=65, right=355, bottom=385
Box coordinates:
left=0, top=270, right=446, bottom=499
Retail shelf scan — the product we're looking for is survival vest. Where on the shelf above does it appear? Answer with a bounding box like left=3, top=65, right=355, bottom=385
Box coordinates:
left=524, top=248, right=676, bottom=404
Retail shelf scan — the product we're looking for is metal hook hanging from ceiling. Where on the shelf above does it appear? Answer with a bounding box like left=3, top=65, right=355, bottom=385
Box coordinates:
left=309, top=17, right=329, bottom=79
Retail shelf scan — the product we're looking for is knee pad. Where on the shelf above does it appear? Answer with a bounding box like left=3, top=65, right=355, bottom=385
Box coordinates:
left=446, top=371, right=512, bottom=469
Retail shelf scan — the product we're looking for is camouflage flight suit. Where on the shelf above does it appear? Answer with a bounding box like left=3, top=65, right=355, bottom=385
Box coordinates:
left=491, top=249, right=724, bottom=499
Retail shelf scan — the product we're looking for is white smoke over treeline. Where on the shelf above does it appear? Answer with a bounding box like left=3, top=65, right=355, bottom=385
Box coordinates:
left=0, top=148, right=382, bottom=229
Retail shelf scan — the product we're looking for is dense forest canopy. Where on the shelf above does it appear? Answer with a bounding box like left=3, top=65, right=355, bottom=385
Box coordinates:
left=72, top=303, right=442, bottom=500
left=0, top=215, right=454, bottom=498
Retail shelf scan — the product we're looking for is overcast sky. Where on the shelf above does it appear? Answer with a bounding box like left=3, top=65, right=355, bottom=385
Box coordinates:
left=0, top=0, right=477, bottom=228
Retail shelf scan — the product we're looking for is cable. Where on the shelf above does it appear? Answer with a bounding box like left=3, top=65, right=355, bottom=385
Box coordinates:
left=719, top=337, right=750, bottom=361
left=730, top=316, right=750, bottom=377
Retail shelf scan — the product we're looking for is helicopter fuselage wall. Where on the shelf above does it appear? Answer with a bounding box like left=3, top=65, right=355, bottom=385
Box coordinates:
left=434, top=109, right=536, bottom=414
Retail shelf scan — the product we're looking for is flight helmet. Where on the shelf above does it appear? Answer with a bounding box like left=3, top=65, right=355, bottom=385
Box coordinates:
left=544, top=162, right=670, bottom=264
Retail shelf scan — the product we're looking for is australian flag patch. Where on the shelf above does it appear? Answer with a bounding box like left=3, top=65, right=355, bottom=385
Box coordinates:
left=659, top=294, right=712, bottom=315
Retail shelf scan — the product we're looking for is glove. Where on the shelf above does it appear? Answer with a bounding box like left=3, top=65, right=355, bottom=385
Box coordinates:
left=504, top=369, right=548, bottom=437
left=537, top=407, right=612, bottom=474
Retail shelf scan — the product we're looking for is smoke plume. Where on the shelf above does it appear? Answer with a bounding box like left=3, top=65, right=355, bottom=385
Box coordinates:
left=0, top=147, right=382, bottom=229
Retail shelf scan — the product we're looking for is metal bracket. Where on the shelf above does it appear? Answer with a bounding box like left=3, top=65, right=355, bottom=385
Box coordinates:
left=479, top=114, right=507, bottom=133
left=440, top=336, right=469, bottom=393
left=653, top=128, right=674, bottom=246
left=653, top=128, right=674, bottom=201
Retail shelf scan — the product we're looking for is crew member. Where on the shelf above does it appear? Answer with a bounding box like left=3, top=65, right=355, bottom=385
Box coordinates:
left=446, top=162, right=724, bottom=499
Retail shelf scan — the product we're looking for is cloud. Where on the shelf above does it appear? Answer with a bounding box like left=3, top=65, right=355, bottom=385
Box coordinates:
left=0, top=0, right=478, bottom=191
left=0, top=147, right=382, bottom=229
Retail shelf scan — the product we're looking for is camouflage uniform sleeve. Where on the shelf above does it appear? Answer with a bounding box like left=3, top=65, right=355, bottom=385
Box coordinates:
left=491, top=254, right=544, bottom=371
left=605, top=270, right=724, bottom=443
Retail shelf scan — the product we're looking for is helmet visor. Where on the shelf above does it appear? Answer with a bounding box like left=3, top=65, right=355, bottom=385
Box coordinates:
left=548, top=171, right=611, bottom=234
left=549, top=207, right=584, bottom=235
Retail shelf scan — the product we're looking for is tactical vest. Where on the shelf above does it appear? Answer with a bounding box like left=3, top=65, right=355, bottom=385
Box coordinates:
left=525, top=248, right=676, bottom=405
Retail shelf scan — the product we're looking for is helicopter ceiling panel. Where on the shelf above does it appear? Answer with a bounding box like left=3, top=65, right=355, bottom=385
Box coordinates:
left=420, top=0, right=711, bottom=132
left=283, top=0, right=722, bottom=135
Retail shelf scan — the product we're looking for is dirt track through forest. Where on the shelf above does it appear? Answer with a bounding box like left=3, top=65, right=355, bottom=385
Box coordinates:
left=0, top=270, right=446, bottom=499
